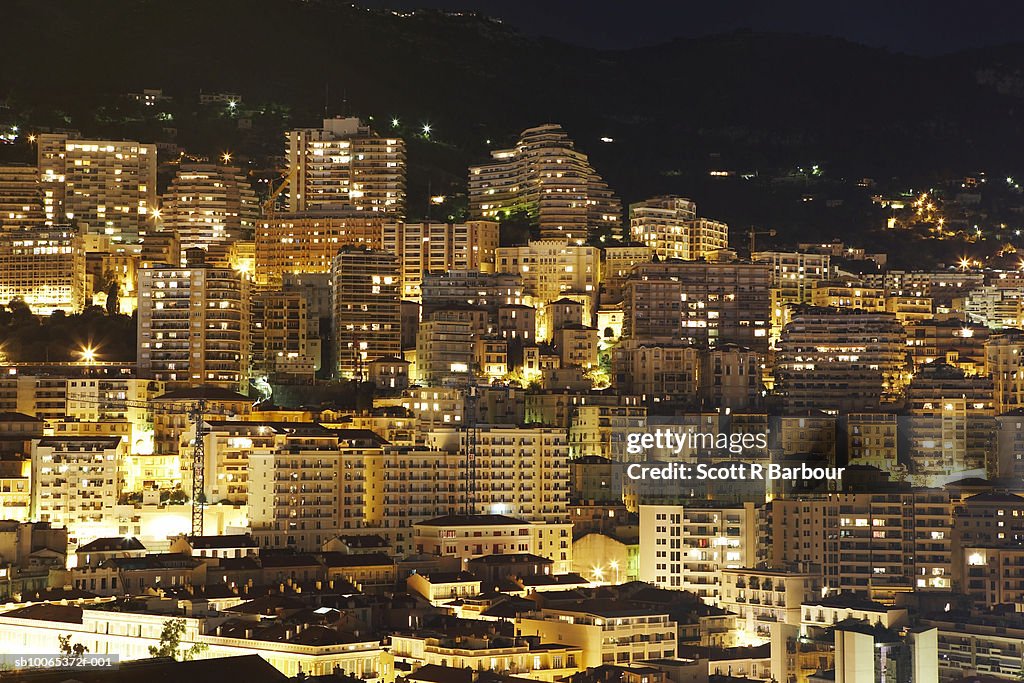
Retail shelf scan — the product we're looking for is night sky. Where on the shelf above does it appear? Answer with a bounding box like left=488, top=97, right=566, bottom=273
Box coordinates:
left=360, top=0, right=1024, bottom=54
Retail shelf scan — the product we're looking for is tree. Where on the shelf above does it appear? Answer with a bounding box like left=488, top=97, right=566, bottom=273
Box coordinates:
left=58, top=634, right=88, bottom=657
left=148, top=618, right=208, bottom=661
left=105, top=280, right=120, bottom=316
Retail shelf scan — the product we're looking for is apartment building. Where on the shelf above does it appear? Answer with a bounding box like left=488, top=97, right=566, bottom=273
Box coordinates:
left=0, top=225, right=86, bottom=314
left=250, top=290, right=319, bottom=382
left=906, top=361, right=995, bottom=483
left=985, top=330, right=1024, bottom=413
left=753, top=251, right=831, bottom=345
left=413, top=514, right=572, bottom=574
left=161, top=163, right=258, bottom=265
left=845, top=412, right=899, bottom=471
left=255, top=213, right=384, bottom=288
left=720, top=567, right=822, bottom=643
left=922, top=611, right=1024, bottom=682
left=568, top=404, right=647, bottom=460
left=638, top=503, right=758, bottom=602
left=699, top=344, right=763, bottom=410
left=775, top=307, right=907, bottom=413
left=331, top=248, right=401, bottom=379
left=31, top=435, right=125, bottom=543
left=383, top=221, right=499, bottom=300
left=416, top=320, right=474, bottom=384
left=0, top=164, right=45, bottom=230
left=517, top=600, right=677, bottom=667
left=762, top=491, right=954, bottom=602
left=469, top=123, right=621, bottom=241
left=962, top=545, right=1024, bottom=607
left=621, top=260, right=771, bottom=351
left=38, top=133, right=157, bottom=241
left=287, top=117, right=405, bottom=215
left=601, top=244, right=653, bottom=304
left=424, top=425, right=571, bottom=523
left=611, top=339, right=699, bottom=401
left=137, top=265, right=250, bottom=391
left=421, top=270, right=526, bottom=316
left=905, top=319, right=989, bottom=373
left=630, top=196, right=728, bottom=261
left=496, top=240, right=600, bottom=324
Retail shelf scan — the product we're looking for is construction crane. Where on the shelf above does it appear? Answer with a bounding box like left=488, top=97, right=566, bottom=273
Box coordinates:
left=464, top=380, right=479, bottom=516
left=444, top=373, right=479, bottom=515
left=262, top=175, right=290, bottom=217
left=747, top=228, right=777, bottom=255
left=64, top=394, right=235, bottom=536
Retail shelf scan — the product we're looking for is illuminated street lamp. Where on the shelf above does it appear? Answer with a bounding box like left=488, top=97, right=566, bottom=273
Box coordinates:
left=221, top=151, right=232, bottom=164
left=79, top=346, right=97, bottom=363
left=421, top=123, right=432, bottom=136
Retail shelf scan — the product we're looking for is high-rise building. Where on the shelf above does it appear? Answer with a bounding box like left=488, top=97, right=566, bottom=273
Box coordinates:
left=37, top=133, right=157, bottom=241
left=985, top=330, right=1024, bottom=414
left=906, top=318, right=989, bottom=373
left=0, top=226, right=86, bottom=314
left=600, top=244, right=652, bottom=304
left=638, top=502, right=759, bottom=601
left=31, top=435, right=125, bottom=542
left=622, top=260, right=771, bottom=350
left=754, top=251, right=832, bottom=347
left=762, top=491, right=954, bottom=601
left=775, top=307, right=907, bottom=412
left=611, top=338, right=700, bottom=401
left=286, top=117, right=405, bottom=214
left=382, top=221, right=499, bottom=300
left=906, top=362, right=995, bottom=483
left=162, top=164, right=258, bottom=266
left=699, top=344, right=764, bottom=410
left=421, top=271, right=525, bottom=316
left=255, top=213, right=384, bottom=288
left=0, top=164, right=45, bottom=230
left=423, top=425, right=571, bottom=523
left=469, top=124, right=621, bottom=241
left=496, top=240, right=600, bottom=337
left=137, top=265, right=250, bottom=391
left=630, top=196, right=729, bottom=261
left=415, top=320, right=474, bottom=384
left=331, top=248, right=401, bottom=379
left=250, top=290, right=319, bottom=382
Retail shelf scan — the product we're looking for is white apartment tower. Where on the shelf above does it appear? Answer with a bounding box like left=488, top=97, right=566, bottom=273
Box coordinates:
left=31, top=436, right=125, bottom=542
left=37, top=133, right=157, bottom=242
left=286, top=117, right=405, bottom=215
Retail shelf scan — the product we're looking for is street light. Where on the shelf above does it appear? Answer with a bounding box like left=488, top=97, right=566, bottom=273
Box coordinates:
left=79, top=346, right=96, bottom=363
left=221, top=152, right=232, bottom=164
